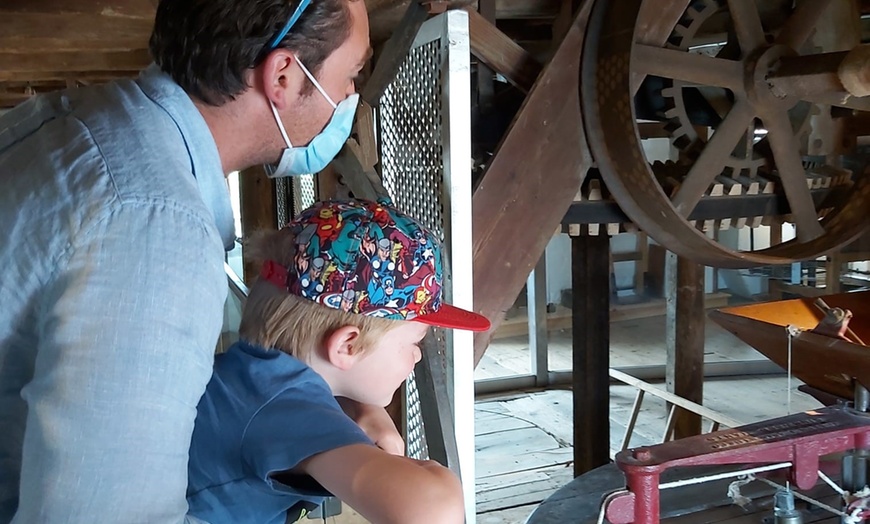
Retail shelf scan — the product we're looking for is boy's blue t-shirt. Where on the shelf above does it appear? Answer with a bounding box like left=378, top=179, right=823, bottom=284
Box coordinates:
left=187, top=340, right=373, bottom=524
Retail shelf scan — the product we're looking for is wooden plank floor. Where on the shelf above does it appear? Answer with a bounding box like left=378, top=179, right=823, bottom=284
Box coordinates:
left=474, top=312, right=824, bottom=523
left=476, top=310, right=768, bottom=380
left=475, top=383, right=823, bottom=522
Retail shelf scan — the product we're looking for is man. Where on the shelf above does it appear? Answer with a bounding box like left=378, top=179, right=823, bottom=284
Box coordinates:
left=0, top=0, right=371, bottom=521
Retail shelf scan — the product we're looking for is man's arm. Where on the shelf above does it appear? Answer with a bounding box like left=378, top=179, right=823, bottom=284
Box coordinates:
left=299, top=443, right=464, bottom=524
left=14, top=204, right=226, bottom=523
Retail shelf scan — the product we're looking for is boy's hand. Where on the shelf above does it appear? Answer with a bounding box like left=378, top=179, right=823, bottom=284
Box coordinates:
left=337, top=398, right=405, bottom=456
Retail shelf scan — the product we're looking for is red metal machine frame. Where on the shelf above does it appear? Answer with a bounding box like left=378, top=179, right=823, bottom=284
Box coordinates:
left=604, top=405, right=870, bottom=524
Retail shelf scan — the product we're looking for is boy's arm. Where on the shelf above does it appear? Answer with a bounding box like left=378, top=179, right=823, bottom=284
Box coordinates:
left=336, top=398, right=405, bottom=456
left=299, top=444, right=464, bottom=524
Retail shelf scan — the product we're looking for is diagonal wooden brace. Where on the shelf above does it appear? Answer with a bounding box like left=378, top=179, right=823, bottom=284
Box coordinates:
left=470, top=2, right=596, bottom=366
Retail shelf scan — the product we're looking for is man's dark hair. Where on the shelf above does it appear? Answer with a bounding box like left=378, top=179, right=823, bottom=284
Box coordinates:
left=149, top=0, right=353, bottom=106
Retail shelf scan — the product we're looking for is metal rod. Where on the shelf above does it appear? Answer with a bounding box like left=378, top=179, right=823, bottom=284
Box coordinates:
left=660, top=462, right=793, bottom=490
left=662, top=404, right=676, bottom=442
left=755, top=476, right=851, bottom=520
left=622, top=389, right=645, bottom=451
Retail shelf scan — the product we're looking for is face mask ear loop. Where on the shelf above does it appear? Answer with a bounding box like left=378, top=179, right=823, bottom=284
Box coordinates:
left=294, top=55, right=338, bottom=109
left=269, top=100, right=293, bottom=147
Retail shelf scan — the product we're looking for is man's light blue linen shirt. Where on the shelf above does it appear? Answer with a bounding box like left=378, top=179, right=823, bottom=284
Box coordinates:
left=0, top=65, right=234, bottom=522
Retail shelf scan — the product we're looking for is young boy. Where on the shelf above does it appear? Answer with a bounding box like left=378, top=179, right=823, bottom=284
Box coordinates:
left=187, top=198, right=491, bottom=524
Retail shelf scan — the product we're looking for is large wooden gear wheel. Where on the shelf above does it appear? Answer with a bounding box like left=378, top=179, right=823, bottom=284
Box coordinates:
left=581, top=0, right=870, bottom=268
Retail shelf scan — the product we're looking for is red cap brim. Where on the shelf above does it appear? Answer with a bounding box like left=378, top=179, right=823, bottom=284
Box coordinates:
left=413, top=304, right=491, bottom=332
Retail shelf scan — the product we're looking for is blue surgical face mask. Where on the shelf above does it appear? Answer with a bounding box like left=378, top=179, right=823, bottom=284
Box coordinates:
left=266, top=56, right=359, bottom=178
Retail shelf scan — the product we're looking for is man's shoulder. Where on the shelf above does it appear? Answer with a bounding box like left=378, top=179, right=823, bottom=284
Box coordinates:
left=75, top=78, right=196, bottom=174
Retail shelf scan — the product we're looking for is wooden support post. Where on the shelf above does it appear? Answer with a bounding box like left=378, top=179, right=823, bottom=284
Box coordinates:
left=528, top=254, right=549, bottom=387
left=239, top=165, right=277, bottom=284
left=416, top=335, right=460, bottom=476
left=572, top=232, right=610, bottom=477
left=664, top=251, right=704, bottom=439
left=634, top=232, right=648, bottom=296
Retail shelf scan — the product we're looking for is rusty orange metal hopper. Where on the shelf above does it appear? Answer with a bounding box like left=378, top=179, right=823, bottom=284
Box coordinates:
left=709, top=291, right=870, bottom=400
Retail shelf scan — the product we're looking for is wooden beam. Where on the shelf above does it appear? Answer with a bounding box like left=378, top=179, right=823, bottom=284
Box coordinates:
left=476, top=0, right=496, bottom=114
left=0, top=71, right=140, bottom=85
left=551, top=0, right=582, bottom=48
left=0, top=91, right=32, bottom=108
left=362, top=1, right=430, bottom=106
left=332, top=139, right=390, bottom=201
left=572, top=232, right=611, bottom=476
left=493, top=0, right=561, bottom=19
left=0, top=50, right=150, bottom=82
left=0, top=14, right=152, bottom=53
left=466, top=7, right=542, bottom=93
left=471, top=2, right=594, bottom=365
left=664, top=252, right=704, bottom=440
left=1, top=0, right=155, bottom=18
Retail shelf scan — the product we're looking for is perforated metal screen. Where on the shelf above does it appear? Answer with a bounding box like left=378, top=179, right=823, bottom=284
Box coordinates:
left=405, top=370, right=429, bottom=460
left=276, top=174, right=317, bottom=225
left=293, top=175, right=317, bottom=216
left=379, top=37, right=447, bottom=462
left=380, top=39, right=446, bottom=239
left=376, top=16, right=473, bottom=499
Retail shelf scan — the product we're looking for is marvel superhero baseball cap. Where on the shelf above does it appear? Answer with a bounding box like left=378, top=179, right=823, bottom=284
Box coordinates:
left=260, top=198, right=491, bottom=332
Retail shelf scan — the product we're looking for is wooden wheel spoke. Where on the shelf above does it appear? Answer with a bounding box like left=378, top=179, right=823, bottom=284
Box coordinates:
left=775, top=0, right=833, bottom=51
left=632, top=44, right=744, bottom=92
left=671, top=100, right=756, bottom=216
left=761, top=109, right=825, bottom=241
left=727, top=0, right=766, bottom=54
left=795, top=91, right=870, bottom=112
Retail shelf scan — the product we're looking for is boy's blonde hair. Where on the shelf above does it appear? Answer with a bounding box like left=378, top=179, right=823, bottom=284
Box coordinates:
left=239, top=229, right=401, bottom=361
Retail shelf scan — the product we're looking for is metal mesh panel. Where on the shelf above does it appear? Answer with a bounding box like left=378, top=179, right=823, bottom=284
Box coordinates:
left=292, top=174, right=317, bottom=216
left=275, top=177, right=290, bottom=227
left=275, top=174, right=317, bottom=225
left=405, top=371, right=429, bottom=460
left=379, top=40, right=446, bottom=238
left=379, top=38, right=447, bottom=461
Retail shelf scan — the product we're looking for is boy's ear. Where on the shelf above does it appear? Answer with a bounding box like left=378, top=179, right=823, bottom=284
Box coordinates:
left=324, top=325, right=362, bottom=371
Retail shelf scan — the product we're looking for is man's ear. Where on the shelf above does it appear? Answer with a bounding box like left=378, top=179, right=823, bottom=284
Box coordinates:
left=324, top=325, right=362, bottom=371
left=259, top=49, right=302, bottom=110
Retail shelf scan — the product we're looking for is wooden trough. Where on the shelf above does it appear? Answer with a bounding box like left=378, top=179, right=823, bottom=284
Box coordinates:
left=709, top=290, right=870, bottom=401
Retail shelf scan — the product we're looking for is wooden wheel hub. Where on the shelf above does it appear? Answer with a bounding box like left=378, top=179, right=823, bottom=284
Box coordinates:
left=745, top=45, right=800, bottom=110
